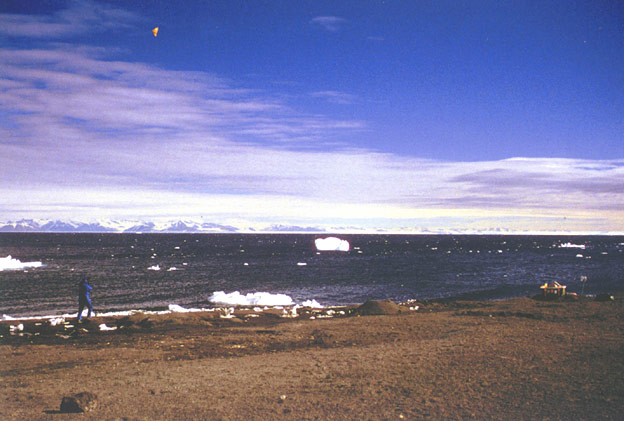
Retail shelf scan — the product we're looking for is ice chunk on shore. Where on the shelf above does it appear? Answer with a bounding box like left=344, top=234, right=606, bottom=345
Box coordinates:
left=209, top=291, right=294, bottom=306
left=315, top=237, right=350, bottom=252
left=0, top=255, right=43, bottom=271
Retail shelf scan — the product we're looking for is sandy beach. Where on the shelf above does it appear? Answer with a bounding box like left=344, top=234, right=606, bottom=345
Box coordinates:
left=1, top=295, right=622, bottom=420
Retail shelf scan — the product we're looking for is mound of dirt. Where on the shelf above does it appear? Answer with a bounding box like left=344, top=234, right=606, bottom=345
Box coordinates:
left=353, top=300, right=402, bottom=316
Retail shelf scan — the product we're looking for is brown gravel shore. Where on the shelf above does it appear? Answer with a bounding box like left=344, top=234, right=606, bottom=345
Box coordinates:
left=1, top=295, right=623, bottom=420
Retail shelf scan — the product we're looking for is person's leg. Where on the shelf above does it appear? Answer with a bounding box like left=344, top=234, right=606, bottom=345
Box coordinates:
left=78, top=302, right=85, bottom=321
left=86, top=298, right=93, bottom=318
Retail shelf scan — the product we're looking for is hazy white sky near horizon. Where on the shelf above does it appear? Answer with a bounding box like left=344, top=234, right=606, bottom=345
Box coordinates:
left=1, top=1, right=623, bottom=232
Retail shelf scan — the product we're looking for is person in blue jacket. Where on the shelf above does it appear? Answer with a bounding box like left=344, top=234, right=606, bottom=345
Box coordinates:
left=77, top=279, right=93, bottom=321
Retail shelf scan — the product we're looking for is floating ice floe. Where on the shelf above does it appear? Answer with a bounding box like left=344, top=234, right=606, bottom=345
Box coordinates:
left=560, top=242, right=586, bottom=249
left=147, top=265, right=160, bottom=271
left=0, top=255, right=44, bottom=271
left=297, top=262, right=307, bottom=266
left=315, top=237, right=350, bottom=252
left=167, top=267, right=178, bottom=271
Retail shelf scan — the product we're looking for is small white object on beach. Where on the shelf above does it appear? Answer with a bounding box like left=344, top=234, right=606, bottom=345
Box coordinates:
left=49, top=317, right=65, bottom=326
left=315, top=237, right=350, bottom=252
left=98, top=323, right=117, bottom=331
left=220, top=307, right=235, bottom=319
left=282, top=306, right=299, bottom=318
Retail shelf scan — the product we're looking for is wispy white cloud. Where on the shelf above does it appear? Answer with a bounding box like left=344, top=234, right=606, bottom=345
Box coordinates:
left=309, top=16, right=347, bottom=32
left=0, top=2, right=622, bottom=233
left=310, top=90, right=357, bottom=105
left=0, top=0, right=139, bottom=38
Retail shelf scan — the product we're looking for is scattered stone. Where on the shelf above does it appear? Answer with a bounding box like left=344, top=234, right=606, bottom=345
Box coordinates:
left=596, top=294, right=615, bottom=302
left=278, top=395, right=287, bottom=404
left=60, top=391, right=97, bottom=413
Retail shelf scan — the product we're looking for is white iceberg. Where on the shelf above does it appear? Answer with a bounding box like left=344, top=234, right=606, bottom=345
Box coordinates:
left=315, top=237, right=350, bottom=252
left=209, top=291, right=294, bottom=307
left=301, top=299, right=323, bottom=308
left=0, top=255, right=43, bottom=271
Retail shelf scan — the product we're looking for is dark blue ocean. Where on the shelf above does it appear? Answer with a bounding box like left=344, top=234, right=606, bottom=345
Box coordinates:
left=1, top=233, right=623, bottom=318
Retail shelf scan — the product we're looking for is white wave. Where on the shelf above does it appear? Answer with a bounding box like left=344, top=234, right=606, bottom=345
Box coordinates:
left=0, top=255, right=44, bottom=271
left=168, top=303, right=201, bottom=313
left=559, top=242, right=586, bottom=249
left=1, top=297, right=323, bottom=321
left=209, top=291, right=295, bottom=306
left=315, top=237, right=350, bottom=252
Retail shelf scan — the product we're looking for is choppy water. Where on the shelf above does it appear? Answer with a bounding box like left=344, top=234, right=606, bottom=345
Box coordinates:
left=1, top=233, right=622, bottom=318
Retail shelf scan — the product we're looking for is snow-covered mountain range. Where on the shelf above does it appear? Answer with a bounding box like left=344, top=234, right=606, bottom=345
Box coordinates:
left=0, top=219, right=327, bottom=233
left=0, top=219, right=617, bottom=235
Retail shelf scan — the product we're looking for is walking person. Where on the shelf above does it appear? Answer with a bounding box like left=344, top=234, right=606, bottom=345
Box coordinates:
left=77, top=279, right=93, bottom=321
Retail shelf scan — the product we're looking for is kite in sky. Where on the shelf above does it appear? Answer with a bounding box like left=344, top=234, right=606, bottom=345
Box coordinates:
left=152, top=27, right=159, bottom=37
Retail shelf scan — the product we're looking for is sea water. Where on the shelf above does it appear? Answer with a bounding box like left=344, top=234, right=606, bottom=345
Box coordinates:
left=1, top=233, right=622, bottom=318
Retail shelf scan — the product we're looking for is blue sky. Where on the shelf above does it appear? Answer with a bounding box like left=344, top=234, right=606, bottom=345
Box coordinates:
left=0, top=0, right=623, bottom=232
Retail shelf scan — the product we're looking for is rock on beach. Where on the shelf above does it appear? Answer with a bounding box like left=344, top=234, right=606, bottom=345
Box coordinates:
left=60, top=391, right=98, bottom=413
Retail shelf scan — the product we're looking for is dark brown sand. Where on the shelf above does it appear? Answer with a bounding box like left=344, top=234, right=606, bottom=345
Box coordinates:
left=1, top=296, right=622, bottom=420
